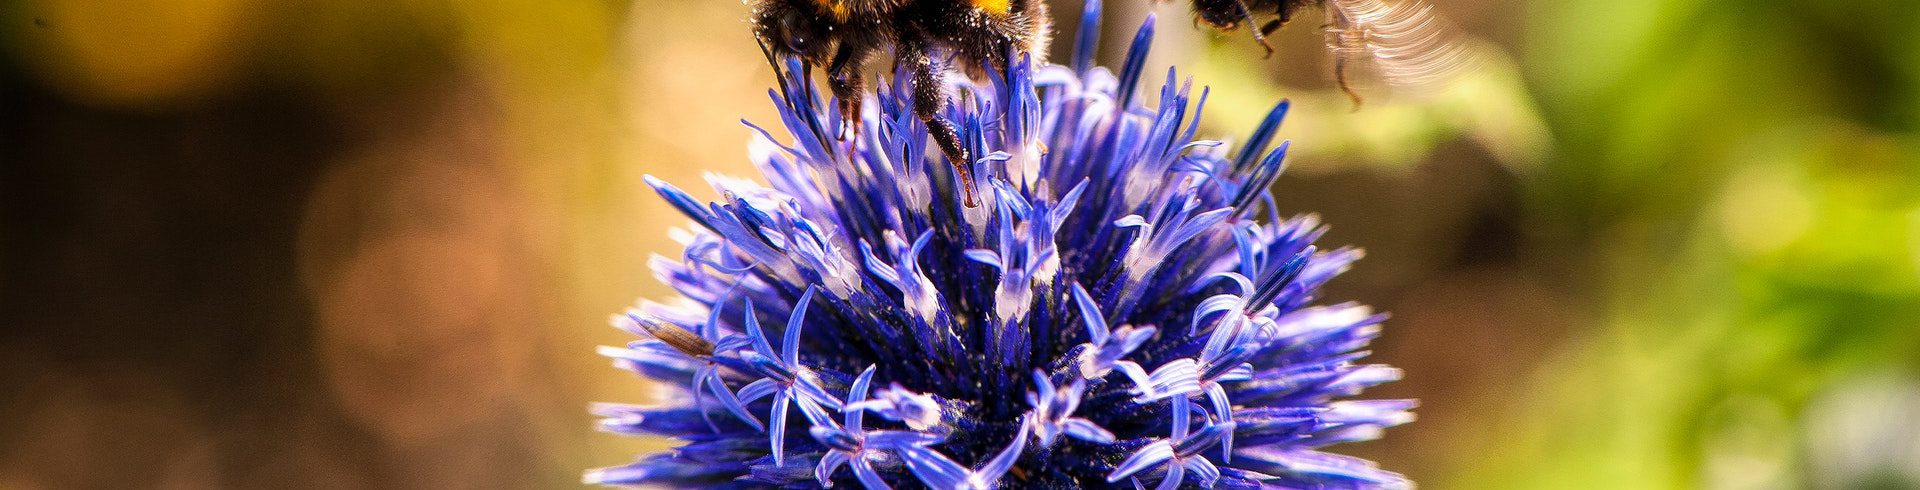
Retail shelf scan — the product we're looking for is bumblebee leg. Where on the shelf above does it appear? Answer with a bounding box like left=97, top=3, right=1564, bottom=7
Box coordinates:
left=1334, top=48, right=1365, bottom=109
left=901, top=42, right=977, bottom=207
left=1260, top=18, right=1283, bottom=37
left=1198, top=0, right=1272, bottom=56
left=1232, top=0, right=1273, bottom=57
left=827, top=45, right=864, bottom=139
left=1332, top=23, right=1366, bottom=109
left=828, top=70, right=864, bottom=140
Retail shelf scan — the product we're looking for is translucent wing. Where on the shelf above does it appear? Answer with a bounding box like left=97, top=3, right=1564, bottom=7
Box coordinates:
left=1323, top=0, right=1477, bottom=103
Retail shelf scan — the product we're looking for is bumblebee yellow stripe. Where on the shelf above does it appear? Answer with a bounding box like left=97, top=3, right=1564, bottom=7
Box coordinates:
left=971, top=0, right=1012, bottom=15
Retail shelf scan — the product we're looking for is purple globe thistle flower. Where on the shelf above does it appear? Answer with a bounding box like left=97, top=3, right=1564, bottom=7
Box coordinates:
left=588, top=2, right=1413, bottom=488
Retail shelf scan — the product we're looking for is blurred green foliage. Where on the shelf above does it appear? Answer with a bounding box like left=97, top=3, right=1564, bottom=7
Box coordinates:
left=1461, top=0, right=1920, bottom=487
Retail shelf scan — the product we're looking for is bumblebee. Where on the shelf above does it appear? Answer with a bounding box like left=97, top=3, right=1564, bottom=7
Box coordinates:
left=752, top=0, right=1049, bottom=207
left=750, top=0, right=1462, bottom=205
left=1185, top=0, right=1471, bottom=106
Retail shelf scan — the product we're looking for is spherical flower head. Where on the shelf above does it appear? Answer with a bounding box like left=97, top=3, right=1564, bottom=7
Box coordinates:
left=588, top=2, right=1413, bottom=488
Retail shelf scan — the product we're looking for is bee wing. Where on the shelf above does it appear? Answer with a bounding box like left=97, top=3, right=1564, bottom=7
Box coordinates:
left=1323, top=0, right=1477, bottom=97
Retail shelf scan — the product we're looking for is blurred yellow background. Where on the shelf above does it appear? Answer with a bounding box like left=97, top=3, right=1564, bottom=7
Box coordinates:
left=1, top=0, right=1916, bottom=488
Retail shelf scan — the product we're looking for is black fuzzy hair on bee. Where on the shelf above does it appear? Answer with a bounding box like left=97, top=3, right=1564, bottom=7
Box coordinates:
left=751, top=0, right=1049, bottom=208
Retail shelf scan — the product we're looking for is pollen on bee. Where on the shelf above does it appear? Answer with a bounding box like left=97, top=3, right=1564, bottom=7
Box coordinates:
left=808, top=0, right=852, bottom=21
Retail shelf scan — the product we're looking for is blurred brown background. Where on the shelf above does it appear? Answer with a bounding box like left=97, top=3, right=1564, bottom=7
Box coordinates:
left=4, top=0, right=1917, bottom=488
